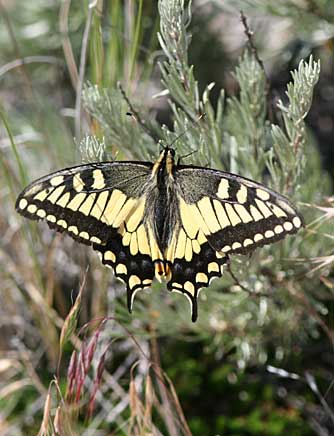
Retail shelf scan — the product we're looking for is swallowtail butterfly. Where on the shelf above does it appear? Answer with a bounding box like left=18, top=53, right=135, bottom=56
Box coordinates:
left=16, top=147, right=303, bottom=321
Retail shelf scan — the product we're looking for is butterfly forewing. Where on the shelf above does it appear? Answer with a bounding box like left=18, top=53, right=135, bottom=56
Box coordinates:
left=175, top=166, right=303, bottom=257
left=16, top=161, right=152, bottom=241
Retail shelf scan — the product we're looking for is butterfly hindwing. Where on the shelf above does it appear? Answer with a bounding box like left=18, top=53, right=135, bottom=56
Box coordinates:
left=167, top=240, right=228, bottom=321
left=92, top=227, right=154, bottom=312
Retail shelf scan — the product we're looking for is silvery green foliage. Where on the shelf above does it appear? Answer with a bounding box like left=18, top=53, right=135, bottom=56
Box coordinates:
left=223, top=51, right=268, bottom=180
left=78, top=135, right=107, bottom=163
left=158, top=0, right=224, bottom=167
left=82, top=84, right=156, bottom=160
left=269, top=56, right=321, bottom=193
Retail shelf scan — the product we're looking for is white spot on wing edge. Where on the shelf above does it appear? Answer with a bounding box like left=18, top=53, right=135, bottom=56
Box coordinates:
left=265, top=230, right=275, bottom=238
left=116, top=263, right=127, bottom=275
left=79, top=231, right=90, bottom=240
left=243, top=238, right=253, bottom=247
left=90, top=236, right=102, bottom=244
left=19, top=199, right=28, bottom=210
left=46, top=214, right=56, bottom=223
left=37, top=209, right=46, bottom=218
left=27, top=204, right=37, bottom=214
left=104, top=250, right=116, bottom=263
left=283, top=221, right=293, bottom=231
left=68, top=225, right=79, bottom=235
left=293, top=216, right=302, bottom=228
left=129, top=275, right=141, bottom=290
left=254, top=233, right=264, bottom=242
left=196, top=272, right=208, bottom=283
left=208, top=262, right=219, bottom=273
left=184, top=281, right=195, bottom=295
left=274, top=225, right=284, bottom=234
left=57, top=219, right=67, bottom=228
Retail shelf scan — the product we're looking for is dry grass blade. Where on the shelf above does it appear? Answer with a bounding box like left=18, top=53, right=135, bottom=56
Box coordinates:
left=53, top=406, right=63, bottom=435
left=0, top=378, right=32, bottom=398
left=37, top=385, right=52, bottom=436
left=144, top=374, right=154, bottom=430
left=129, top=362, right=144, bottom=435
left=58, top=270, right=87, bottom=363
left=59, top=0, right=79, bottom=89
left=0, top=56, right=62, bottom=78
left=75, top=1, right=97, bottom=138
left=305, top=372, right=334, bottom=427
left=157, top=370, right=193, bottom=436
left=150, top=335, right=180, bottom=436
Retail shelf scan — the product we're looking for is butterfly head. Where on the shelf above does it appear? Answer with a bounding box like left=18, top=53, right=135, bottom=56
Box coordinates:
left=152, top=146, right=176, bottom=178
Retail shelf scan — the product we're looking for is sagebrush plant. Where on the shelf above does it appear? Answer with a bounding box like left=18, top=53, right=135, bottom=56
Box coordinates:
left=82, top=0, right=330, bottom=351
left=1, top=0, right=333, bottom=434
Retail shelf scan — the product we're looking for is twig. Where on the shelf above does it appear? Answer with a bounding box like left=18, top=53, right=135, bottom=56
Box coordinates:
left=118, top=82, right=159, bottom=142
left=240, top=11, right=273, bottom=122
left=240, top=11, right=266, bottom=79
left=75, top=1, right=96, bottom=139
left=0, top=56, right=62, bottom=79
left=59, top=0, right=79, bottom=90
left=227, top=263, right=270, bottom=298
left=304, top=371, right=334, bottom=427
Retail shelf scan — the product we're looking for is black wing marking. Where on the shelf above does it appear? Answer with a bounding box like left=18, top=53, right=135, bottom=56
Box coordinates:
left=92, top=227, right=155, bottom=312
left=167, top=240, right=228, bottom=321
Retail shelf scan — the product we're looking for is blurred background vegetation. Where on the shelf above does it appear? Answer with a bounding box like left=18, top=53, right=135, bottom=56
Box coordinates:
left=0, top=0, right=333, bottom=435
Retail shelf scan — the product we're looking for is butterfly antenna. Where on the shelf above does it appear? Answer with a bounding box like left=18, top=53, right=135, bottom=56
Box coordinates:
left=118, top=82, right=159, bottom=142
left=167, top=113, right=205, bottom=150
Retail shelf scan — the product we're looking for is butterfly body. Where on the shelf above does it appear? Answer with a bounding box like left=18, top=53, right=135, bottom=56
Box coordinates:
left=148, top=147, right=178, bottom=255
left=16, top=147, right=303, bottom=321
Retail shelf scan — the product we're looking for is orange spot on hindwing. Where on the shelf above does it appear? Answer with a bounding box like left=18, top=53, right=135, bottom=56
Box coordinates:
left=154, top=261, right=171, bottom=282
